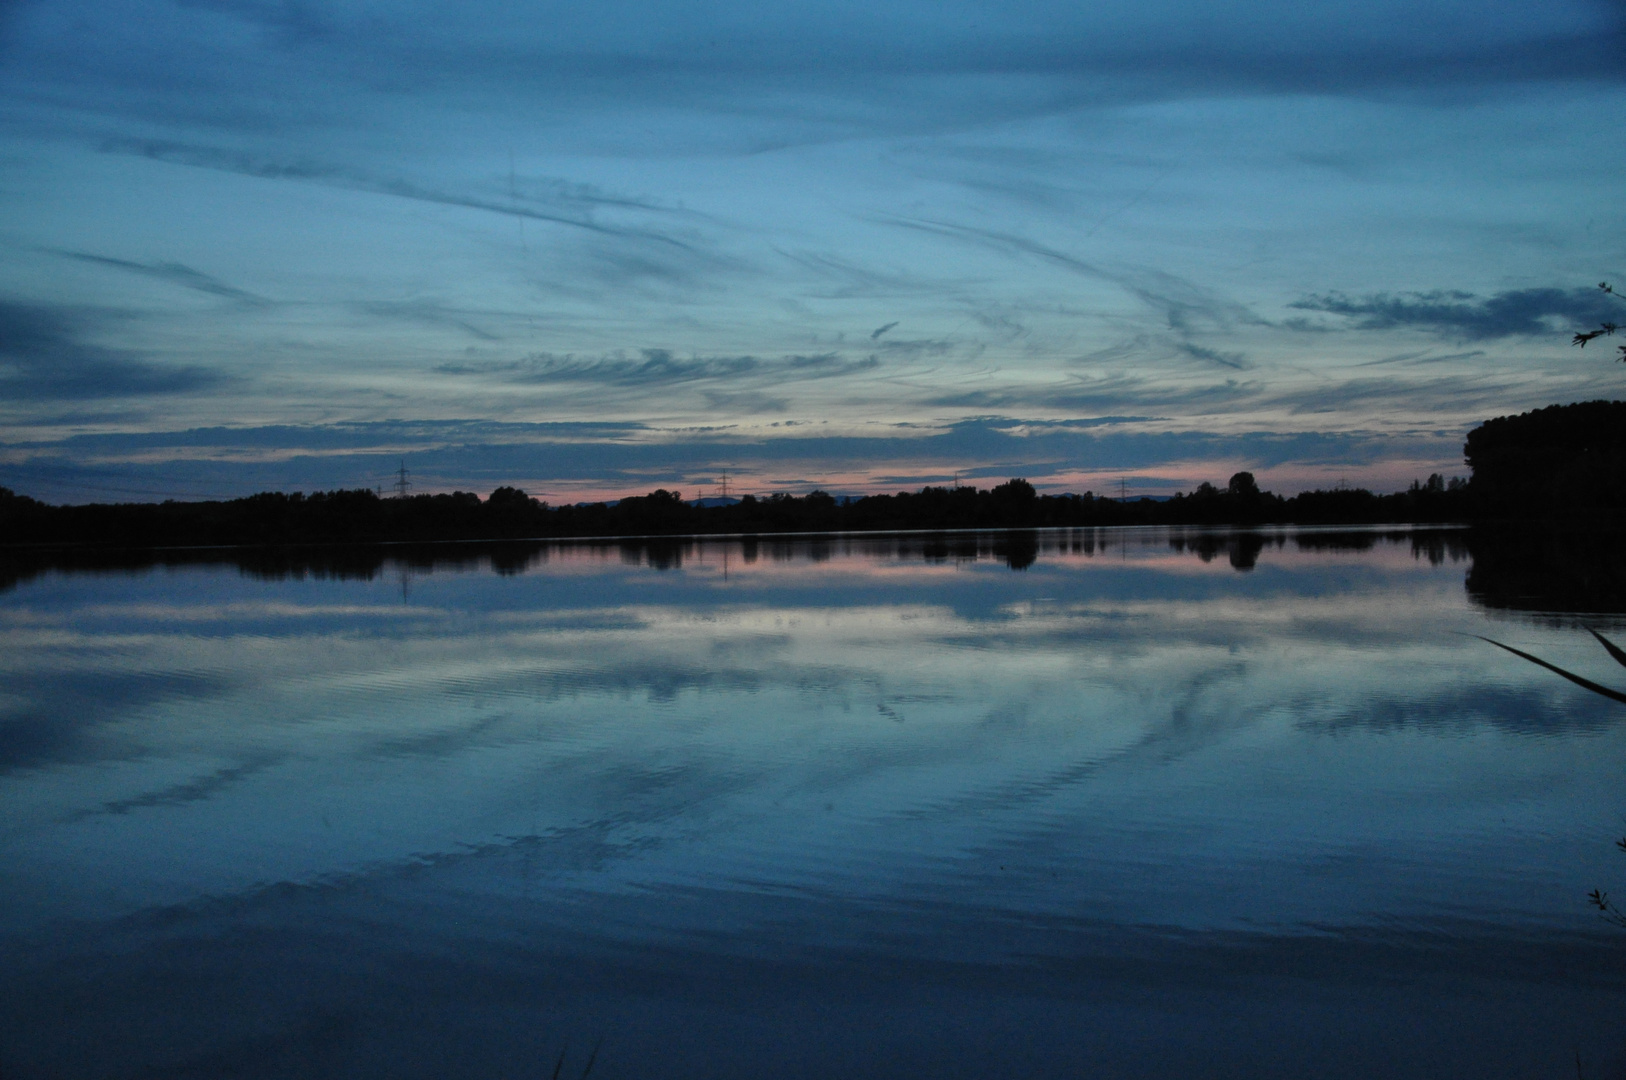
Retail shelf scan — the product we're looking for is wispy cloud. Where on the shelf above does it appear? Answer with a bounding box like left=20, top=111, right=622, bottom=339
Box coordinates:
left=1176, top=343, right=1249, bottom=371
left=1353, top=349, right=1488, bottom=368
left=875, top=215, right=1262, bottom=343
left=1256, top=375, right=1537, bottom=418
left=49, top=250, right=267, bottom=304
left=353, top=301, right=504, bottom=342
left=103, top=140, right=707, bottom=251
left=0, top=300, right=226, bottom=402
left=929, top=374, right=1259, bottom=413
left=436, top=350, right=881, bottom=387
left=440, top=350, right=757, bottom=385
left=1290, top=288, right=1621, bottom=340
left=776, top=250, right=958, bottom=300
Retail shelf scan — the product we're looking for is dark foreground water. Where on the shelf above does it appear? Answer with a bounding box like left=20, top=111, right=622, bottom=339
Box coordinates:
left=3, top=526, right=1625, bottom=1079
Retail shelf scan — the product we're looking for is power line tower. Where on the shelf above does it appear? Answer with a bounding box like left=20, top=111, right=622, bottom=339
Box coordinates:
left=718, top=470, right=730, bottom=500
left=392, top=459, right=411, bottom=499
left=1119, top=477, right=1129, bottom=502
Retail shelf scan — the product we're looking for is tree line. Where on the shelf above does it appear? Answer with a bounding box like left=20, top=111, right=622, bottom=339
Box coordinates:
left=0, top=471, right=1468, bottom=548
left=1, top=399, right=1619, bottom=549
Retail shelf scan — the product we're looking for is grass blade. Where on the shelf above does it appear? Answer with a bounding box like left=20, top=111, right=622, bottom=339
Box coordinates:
left=1588, top=628, right=1626, bottom=671
left=1477, top=636, right=1626, bottom=705
left=580, top=1038, right=603, bottom=1080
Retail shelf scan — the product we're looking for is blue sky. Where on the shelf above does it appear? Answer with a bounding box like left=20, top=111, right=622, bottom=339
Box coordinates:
left=0, top=0, right=1622, bottom=503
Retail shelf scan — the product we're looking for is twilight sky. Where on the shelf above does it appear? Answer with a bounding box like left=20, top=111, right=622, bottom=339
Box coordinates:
left=1, top=0, right=1622, bottom=504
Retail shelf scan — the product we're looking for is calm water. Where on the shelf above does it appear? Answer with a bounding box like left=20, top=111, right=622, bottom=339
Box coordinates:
left=2, top=527, right=1625, bottom=1079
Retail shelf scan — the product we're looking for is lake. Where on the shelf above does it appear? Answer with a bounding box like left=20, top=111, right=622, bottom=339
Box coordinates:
left=2, top=526, right=1624, bottom=1079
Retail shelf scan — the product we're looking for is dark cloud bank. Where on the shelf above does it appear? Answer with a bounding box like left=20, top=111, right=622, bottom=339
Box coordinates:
left=0, top=301, right=224, bottom=402
left=1291, top=287, right=1622, bottom=339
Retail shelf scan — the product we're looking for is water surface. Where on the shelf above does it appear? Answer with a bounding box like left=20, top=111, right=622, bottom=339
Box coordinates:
left=3, top=527, right=1624, bottom=1078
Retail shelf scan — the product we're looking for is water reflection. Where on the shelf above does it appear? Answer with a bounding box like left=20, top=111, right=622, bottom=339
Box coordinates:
left=0, top=526, right=1623, bottom=1079
left=1466, top=527, right=1626, bottom=619
left=0, top=523, right=1484, bottom=590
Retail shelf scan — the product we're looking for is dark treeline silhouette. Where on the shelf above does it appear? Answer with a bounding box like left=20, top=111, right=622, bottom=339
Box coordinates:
left=0, top=473, right=1474, bottom=549
left=2, top=399, right=1618, bottom=550
left=1465, top=399, right=1626, bottom=518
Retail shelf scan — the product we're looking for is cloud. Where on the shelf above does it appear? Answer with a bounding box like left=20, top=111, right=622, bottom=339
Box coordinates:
left=353, top=301, right=504, bottom=342
left=879, top=215, right=1111, bottom=279
left=930, top=374, right=1260, bottom=413
left=10, top=419, right=650, bottom=454
left=1176, top=343, right=1249, bottom=370
left=876, top=216, right=1262, bottom=337
left=15, top=0, right=1621, bottom=154
left=870, top=321, right=899, bottom=340
left=439, top=350, right=758, bottom=385
left=1289, top=287, right=1623, bottom=340
left=776, top=250, right=958, bottom=300
left=49, top=250, right=268, bottom=304
left=104, top=140, right=707, bottom=251
left=701, top=389, right=789, bottom=412
left=1353, top=349, right=1488, bottom=368
left=51, top=254, right=604, bottom=345
left=435, top=349, right=880, bottom=387
left=0, top=301, right=225, bottom=401
left=0, top=413, right=1463, bottom=505
left=1256, top=375, right=1535, bottom=418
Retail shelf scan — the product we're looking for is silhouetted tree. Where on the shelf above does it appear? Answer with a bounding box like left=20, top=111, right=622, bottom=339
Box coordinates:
left=487, top=486, right=534, bottom=508
left=991, top=478, right=1036, bottom=502
left=1464, top=401, right=1626, bottom=515
left=0, top=473, right=1488, bottom=548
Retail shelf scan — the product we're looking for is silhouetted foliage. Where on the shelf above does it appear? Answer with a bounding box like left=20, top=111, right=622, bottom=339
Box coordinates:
left=1464, top=400, right=1626, bottom=518
left=1226, top=471, right=1259, bottom=498
left=0, top=470, right=1491, bottom=551
left=1588, top=841, right=1626, bottom=930
left=1571, top=281, right=1624, bottom=361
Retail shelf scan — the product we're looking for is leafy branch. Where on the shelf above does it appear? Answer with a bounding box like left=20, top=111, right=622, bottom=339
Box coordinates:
left=1571, top=282, right=1624, bottom=361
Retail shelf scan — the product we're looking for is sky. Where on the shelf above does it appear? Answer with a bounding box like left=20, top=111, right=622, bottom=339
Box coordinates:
left=0, top=0, right=1622, bottom=504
